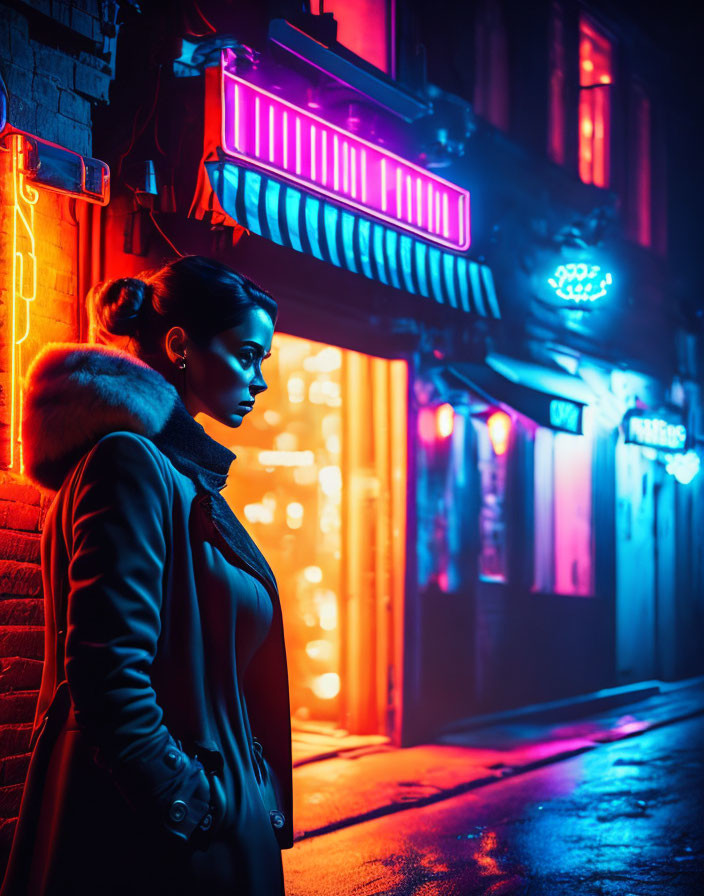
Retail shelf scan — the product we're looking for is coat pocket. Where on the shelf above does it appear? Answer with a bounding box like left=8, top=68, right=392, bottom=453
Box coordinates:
left=183, top=740, right=228, bottom=837
left=252, top=739, right=283, bottom=815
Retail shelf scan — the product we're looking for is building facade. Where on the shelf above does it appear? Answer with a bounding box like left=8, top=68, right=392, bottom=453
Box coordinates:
left=0, top=0, right=702, bottom=871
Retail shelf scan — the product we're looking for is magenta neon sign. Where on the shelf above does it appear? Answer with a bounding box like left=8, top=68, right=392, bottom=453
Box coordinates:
left=220, top=62, right=471, bottom=251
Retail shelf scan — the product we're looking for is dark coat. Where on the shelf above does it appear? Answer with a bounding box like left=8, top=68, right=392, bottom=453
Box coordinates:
left=0, top=344, right=293, bottom=896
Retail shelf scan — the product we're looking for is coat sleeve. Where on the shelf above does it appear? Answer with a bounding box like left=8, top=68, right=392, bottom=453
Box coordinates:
left=64, top=432, right=212, bottom=844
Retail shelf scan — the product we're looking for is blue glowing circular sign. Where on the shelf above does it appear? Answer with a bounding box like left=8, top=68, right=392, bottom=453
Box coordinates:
left=548, top=263, right=612, bottom=303
left=665, top=451, right=700, bottom=485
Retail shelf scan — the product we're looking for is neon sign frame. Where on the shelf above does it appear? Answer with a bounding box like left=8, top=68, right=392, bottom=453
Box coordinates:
left=219, top=52, right=470, bottom=251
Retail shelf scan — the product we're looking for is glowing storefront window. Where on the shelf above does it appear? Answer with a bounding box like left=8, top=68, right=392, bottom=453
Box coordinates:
left=199, top=333, right=407, bottom=736
left=578, top=15, right=612, bottom=188
left=417, top=406, right=467, bottom=594
left=534, top=426, right=594, bottom=596
left=474, top=416, right=509, bottom=583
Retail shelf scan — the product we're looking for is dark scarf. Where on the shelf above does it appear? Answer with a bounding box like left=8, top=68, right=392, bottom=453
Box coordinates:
left=152, top=398, right=278, bottom=597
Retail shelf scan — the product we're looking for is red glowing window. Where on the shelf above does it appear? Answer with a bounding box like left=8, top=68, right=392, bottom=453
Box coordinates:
left=317, top=0, right=392, bottom=74
left=473, top=415, right=509, bottom=583
left=474, top=0, right=509, bottom=132
left=578, top=15, right=612, bottom=188
left=547, top=1, right=566, bottom=165
left=533, top=427, right=594, bottom=596
left=631, top=83, right=652, bottom=247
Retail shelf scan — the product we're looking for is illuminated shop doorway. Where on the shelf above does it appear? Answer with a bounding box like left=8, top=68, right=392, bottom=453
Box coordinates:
left=201, top=333, right=408, bottom=739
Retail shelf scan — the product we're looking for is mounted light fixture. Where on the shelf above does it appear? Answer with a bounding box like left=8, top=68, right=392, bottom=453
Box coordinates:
left=0, top=126, right=109, bottom=205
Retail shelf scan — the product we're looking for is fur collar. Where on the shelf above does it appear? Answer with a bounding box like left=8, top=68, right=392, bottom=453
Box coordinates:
left=22, top=343, right=236, bottom=493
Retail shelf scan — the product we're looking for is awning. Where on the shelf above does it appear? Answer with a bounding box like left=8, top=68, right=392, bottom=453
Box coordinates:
left=197, top=159, right=501, bottom=319
left=444, top=358, right=593, bottom=434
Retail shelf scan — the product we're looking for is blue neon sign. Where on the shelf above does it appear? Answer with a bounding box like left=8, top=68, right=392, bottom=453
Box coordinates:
left=665, top=451, right=700, bottom=484
left=625, top=413, right=687, bottom=452
left=549, top=399, right=582, bottom=434
left=548, top=263, right=612, bottom=303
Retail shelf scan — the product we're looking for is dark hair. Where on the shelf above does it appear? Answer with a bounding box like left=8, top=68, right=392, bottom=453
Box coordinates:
left=90, top=256, right=278, bottom=357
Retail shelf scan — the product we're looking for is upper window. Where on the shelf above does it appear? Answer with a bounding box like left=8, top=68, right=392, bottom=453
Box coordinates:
left=474, top=0, right=509, bottom=132
left=630, top=82, right=652, bottom=247
left=319, top=0, right=393, bottom=75
left=547, top=1, right=566, bottom=165
left=578, top=15, right=613, bottom=188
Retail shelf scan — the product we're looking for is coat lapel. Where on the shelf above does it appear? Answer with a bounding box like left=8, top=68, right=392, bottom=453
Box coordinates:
left=199, top=492, right=279, bottom=599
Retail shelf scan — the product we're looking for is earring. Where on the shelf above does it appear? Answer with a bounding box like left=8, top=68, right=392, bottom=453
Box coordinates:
left=176, top=354, right=187, bottom=370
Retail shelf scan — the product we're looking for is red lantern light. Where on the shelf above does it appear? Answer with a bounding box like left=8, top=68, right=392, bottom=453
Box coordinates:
left=436, top=403, right=454, bottom=439
left=418, top=407, right=436, bottom=443
left=487, top=411, right=511, bottom=455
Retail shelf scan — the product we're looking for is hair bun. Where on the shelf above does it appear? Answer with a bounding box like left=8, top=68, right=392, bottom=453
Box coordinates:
left=94, top=277, right=152, bottom=337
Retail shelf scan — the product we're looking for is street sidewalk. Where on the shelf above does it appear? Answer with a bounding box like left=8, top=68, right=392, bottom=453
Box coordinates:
left=290, top=675, right=704, bottom=842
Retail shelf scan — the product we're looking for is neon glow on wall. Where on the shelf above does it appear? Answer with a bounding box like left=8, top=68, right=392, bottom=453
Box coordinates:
left=10, top=134, right=38, bottom=472
left=548, top=263, right=612, bottom=303
left=2, top=129, right=109, bottom=472
left=220, top=58, right=470, bottom=251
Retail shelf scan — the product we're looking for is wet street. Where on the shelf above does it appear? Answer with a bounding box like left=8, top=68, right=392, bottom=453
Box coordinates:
left=283, top=713, right=704, bottom=895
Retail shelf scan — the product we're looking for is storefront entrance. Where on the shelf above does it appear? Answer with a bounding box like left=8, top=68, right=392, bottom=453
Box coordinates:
left=200, top=332, right=408, bottom=744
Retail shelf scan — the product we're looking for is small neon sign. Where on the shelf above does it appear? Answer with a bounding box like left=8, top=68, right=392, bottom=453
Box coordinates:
left=665, top=451, right=700, bottom=484
left=548, top=263, right=612, bottom=303
left=625, top=413, right=687, bottom=452
left=549, top=399, right=582, bottom=434
left=220, top=54, right=470, bottom=251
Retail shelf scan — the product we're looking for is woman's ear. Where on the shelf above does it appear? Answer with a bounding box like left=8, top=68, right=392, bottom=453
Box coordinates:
left=164, top=326, right=189, bottom=364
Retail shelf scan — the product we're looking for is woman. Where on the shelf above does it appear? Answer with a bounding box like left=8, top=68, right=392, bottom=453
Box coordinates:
left=0, top=256, right=292, bottom=896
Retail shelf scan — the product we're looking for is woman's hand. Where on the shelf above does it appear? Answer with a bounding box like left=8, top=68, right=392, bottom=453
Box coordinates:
left=199, top=770, right=227, bottom=837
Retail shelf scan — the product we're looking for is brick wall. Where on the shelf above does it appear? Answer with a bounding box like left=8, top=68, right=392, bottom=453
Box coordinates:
left=0, top=1, right=116, bottom=157
left=0, top=142, right=82, bottom=877
left=0, top=475, right=49, bottom=864
left=0, top=0, right=115, bottom=874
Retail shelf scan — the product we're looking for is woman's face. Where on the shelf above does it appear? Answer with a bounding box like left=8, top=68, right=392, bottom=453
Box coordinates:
left=181, top=306, right=275, bottom=427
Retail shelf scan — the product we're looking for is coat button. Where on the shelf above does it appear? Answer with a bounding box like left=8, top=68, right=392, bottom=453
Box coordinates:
left=199, top=812, right=213, bottom=832
left=164, top=749, right=183, bottom=770
left=270, top=810, right=285, bottom=830
left=169, top=800, right=188, bottom=823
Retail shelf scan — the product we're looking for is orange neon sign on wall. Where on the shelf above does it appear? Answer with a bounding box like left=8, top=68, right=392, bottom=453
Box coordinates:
left=1, top=127, right=109, bottom=472
left=10, top=134, right=39, bottom=472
